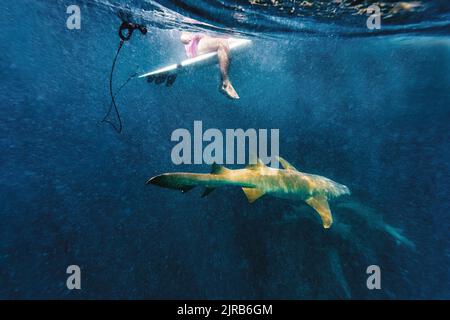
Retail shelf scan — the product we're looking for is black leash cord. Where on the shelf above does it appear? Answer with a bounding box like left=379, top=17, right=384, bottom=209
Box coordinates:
left=102, top=21, right=147, bottom=134
left=102, top=40, right=125, bottom=133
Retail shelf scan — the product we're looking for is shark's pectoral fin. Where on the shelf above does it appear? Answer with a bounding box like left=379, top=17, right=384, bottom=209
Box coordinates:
left=201, top=187, right=216, bottom=197
left=242, top=187, right=265, bottom=203
left=305, top=195, right=333, bottom=228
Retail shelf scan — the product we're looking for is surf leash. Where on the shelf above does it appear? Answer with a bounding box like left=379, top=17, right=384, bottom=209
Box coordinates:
left=101, top=15, right=147, bottom=134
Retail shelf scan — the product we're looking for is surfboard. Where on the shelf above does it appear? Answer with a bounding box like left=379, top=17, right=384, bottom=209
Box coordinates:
left=138, top=38, right=251, bottom=84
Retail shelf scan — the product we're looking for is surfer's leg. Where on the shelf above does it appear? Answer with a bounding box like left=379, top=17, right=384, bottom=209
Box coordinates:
left=216, top=41, right=239, bottom=99
left=217, top=42, right=230, bottom=83
left=198, top=38, right=239, bottom=99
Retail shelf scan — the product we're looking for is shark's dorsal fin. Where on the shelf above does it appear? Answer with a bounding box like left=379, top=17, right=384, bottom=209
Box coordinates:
left=210, top=163, right=228, bottom=174
left=242, top=187, right=265, bottom=203
left=245, top=158, right=266, bottom=170
left=305, top=195, right=333, bottom=228
left=278, top=157, right=298, bottom=171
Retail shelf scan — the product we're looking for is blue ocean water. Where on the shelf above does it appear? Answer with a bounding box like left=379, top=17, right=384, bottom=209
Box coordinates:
left=0, top=0, right=449, bottom=299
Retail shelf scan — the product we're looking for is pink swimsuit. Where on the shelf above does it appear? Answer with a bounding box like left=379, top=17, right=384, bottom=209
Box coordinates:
left=184, top=34, right=204, bottom=58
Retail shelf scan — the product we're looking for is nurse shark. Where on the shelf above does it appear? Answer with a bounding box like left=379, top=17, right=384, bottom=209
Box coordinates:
left=147, top=157, right=350, bottom=228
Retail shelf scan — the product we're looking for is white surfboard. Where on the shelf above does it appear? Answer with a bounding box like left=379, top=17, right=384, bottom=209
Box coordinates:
left=139, top=38, right=251, bottom=80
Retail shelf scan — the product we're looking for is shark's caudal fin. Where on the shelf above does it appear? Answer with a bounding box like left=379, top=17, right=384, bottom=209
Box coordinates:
left=148, top=163, right=230, bottom=195
left=147, top=174, right=196, bottom=193
left=306, top=195, right=333, bottom=228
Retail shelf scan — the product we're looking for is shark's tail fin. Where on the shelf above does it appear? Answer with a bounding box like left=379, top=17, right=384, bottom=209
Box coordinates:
left=147, top=173, right=197, bottom=193
left=147, top=163, right=230, bottom=195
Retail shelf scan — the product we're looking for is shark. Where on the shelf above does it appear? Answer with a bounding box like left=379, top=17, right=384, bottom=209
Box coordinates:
left=147, top=157, right=351, bottom=228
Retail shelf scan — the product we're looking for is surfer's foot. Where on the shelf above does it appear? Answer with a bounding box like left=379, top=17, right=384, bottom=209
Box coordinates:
left=221, top=81, right=239, bottom=100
